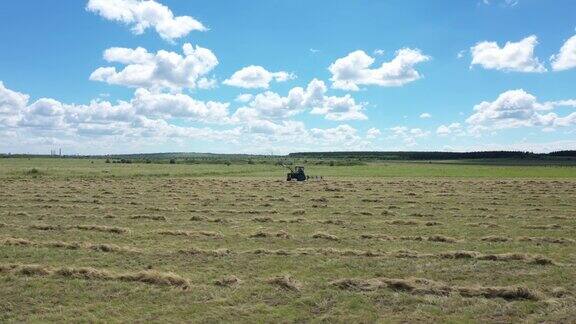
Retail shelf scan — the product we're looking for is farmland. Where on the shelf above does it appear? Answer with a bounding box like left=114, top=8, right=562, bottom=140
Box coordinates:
left=1, top=158, right=575, bottom=322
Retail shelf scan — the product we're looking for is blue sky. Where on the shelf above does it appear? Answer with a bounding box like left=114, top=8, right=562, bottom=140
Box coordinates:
left=1, top=0, right=575, bottom=154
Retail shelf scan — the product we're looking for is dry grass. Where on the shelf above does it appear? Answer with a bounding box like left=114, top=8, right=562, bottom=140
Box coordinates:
left=249, top=230, right=291, bottom=239
left=1, top=165, right=575, bottom=322
left=30, top=224, right=61, bottom=231
left=441, top=251, right=556, bottom=265
left=312, top=232, right=339, bottom=241
left=266, top=275, right=302, bottom=291
left=130, top=215, right=167, bottom=221
left=74, top=225, right=130, bottom=234
left=518, top=236, right=575, bottom=244
left=214, top=275, right=241, bottom=287
left=523, top=224, right=562, bottom=230
left=332, top=277, right=541, bottom=300
left=88, top=243, right=138, bottom=253
left=1, top=237, right=135, bottom=253
left=456, top=286, right=539, bottom=300
left=481, top=236, right=511, bottom=242
left=251, top=216, right=273, bottom=223
left=158, top=230, right=194, bottom=236
left=1, top=263, right=190, bottom=289
left=179, top=247, right=232, bottom=257
left=116, top=271, right=190, bottom=289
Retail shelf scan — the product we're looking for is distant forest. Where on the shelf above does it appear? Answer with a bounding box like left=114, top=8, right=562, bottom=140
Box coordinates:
left=288, top=151, right=576, bottom=160
left=2, top=150, right=576, bottom=165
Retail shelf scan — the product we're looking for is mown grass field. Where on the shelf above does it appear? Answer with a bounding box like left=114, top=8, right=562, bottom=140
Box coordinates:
left=1, top=158, right=575, bottom=322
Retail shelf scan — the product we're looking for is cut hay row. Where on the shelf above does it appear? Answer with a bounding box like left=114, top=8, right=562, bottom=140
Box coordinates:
left=331, top=277, right=541, bottom=300
left=73, top=225, right=130, bottom=234
left=28, top=224, right=130, bottom=234
left=4, top=262, right=546, bottom=300
left=173, top=246, right=558, bottom=265
left=266, top=275, right=302, bottom=291
left=0, top=263, right=189, bottom=289
left=384, top=220, right=443, bottom=226
left=157, top=230, right=223, bottom=238
left=364, top=234, right=574, bottom=245
left=361, top=234, right=460, bottom=243
left=249, top=230, right=291, bottom=239
left=523, top=224, right=563, bottom=230
left=130, top=215, right=167, bottom=221
left=214, top=275, right=241, bottom=287
left=1, top=237, right=140, bottom=253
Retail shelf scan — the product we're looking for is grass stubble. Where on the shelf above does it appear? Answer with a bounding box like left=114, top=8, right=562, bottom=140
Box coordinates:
left=0, top=159, right=575, bottom=322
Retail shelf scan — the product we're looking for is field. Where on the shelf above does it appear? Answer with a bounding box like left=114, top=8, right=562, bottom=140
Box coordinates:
left=1, top=158, right=575, bottom=322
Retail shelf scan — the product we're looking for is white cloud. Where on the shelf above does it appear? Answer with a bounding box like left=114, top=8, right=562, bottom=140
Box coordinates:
left=223, top=65, right=295, bottom=89
left=0, top=81, right=28, bottom=115
left=419, top=112, right=432, bottom=119
left=329, top=49, right=430, bottom=91
left=0, top=81, right=377, bottom=154
left=233, top=87, right=308, bottom=120
left=235, top=94, right=254, bottom=103
left=366, top=127, right=381, bottom=139
left=90, top=44, right=218, bottom=92
left=310, top=124, right=360, bottom=142
left=551, top=34, right=576, bottom=71
left=0, top=81, right=230, bottom=137
left=482, top=0, right=519, bottom=7
left=233, top=79, right=367, bottom=122
left=470, top=35, right=546, bottom=72
left=131, top=89, right=229, bottom=122
left=311, top=94, right=367, bottom=121
left=436, top=123, right=463, bottom=136
left=445, top=140, right=576, bottom=154
left=466, top=89, right=576, bottom=132
left=242, top=119, right=306, bottom=136
left=86, top=0, right=207, bottom=41
left=389, top=126, right=430, bottom=146
left=197, top=78, right=217, bottom=90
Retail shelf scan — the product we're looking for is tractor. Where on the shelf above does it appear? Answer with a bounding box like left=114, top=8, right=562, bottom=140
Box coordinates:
left=284, top=165, right=307, bottom=181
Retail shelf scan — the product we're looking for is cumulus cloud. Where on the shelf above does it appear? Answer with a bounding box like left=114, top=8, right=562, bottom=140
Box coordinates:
left=482, top=0, right=519, bottom=7
left=366, top=127, right=381, bottom=139
left=436, top=123, right=463, bottom=136
left=0, top=80, right=230, bottom=137
left=242, top=119, right=306, bottom=136
left=551, top=34, right=576, bottom=71
left=310, top=124, right=360, bottom=142
left=419, top=112, right=432, bottom=119
left=0, top=82, right=30, bottom=129
left=470, top=35, right=546, bottom=72
left=466, top=89, right=576, bottom=131
left=329, top=48, right=430, bottom=91
left=311, top=94, right=367, bottom=121
left=90, top=44, right=218, bottom=92
left=86, top=0, right=207, bottom=41
left=223, top=66, right=295, bottom=89
left=0, top=81, right=376, bottom=154
left=233, top=88, right=309, bottom=121
left=131, top=89, right=229, bottom=122
left=233, top=79, right=367, bottom=122
left=0, top=82, right=28, bottom=115
left=235, top=94, right=254, bottom=103
left=389, top=126, right=430, bottom=147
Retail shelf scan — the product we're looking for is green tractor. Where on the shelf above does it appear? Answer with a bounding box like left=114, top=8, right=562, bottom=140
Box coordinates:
left=284, top=165, right=307, bottom=181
